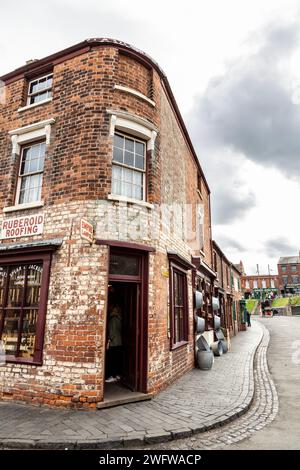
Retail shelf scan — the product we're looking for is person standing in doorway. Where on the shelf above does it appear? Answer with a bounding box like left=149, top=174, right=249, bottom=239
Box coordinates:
left=105, top=304, right=122, bottom=383
left=246, top=308, right=251, bottom=327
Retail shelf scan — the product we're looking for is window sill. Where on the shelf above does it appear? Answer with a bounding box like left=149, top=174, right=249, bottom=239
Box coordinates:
left=108, top=194, right=154, bottom=209
left=3, top=201, right=44, bottom=213
left=171, top=340, right=189, bottom=351
left=18, top=98, right=53, bottom=113
left=4, top=356, right=42, bottom=366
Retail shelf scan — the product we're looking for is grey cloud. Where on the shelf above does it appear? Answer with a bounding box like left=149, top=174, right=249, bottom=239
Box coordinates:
left=212, top=186, right=256, bottom=225
left=215, top=235, right=246, bottom=252
left=188, top=19, right=300, bottom=178
left=263, top=237, right=299, bottom=257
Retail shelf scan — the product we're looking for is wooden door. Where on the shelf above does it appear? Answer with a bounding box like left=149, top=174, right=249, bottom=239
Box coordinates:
left=122, top=283, right=140, bottom=391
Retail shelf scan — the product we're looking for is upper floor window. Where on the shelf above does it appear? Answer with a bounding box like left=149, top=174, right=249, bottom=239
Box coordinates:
left=16, top=141, right=45, bottom=205
left=27, top=74, right=53, bottom=105
left=271, top=279, right=275, bottom=288
left=112, top=133, right=146, bottom=201
left=281, top=265, right=287, bottom=272
left=253, top=280, right=258, bottom=289
left=291, top=265, right=297, bottom=272
left=245, top=280, right=250, bottom=289
left=262, top=279, right=266, bottom=289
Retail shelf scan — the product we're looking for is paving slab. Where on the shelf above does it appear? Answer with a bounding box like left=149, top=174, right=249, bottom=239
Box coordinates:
left=0, top=321, right=263, bottom=449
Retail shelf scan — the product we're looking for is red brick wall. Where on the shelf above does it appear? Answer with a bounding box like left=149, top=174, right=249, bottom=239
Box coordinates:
left=0, top=43, right=211, bottom=407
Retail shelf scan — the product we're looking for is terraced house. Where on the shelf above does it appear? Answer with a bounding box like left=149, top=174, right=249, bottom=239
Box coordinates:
left=0, top=39, right=221, bottom=408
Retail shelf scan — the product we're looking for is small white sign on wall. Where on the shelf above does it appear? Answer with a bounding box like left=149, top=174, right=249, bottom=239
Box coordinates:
left=80, top=219, right=94, bottom=244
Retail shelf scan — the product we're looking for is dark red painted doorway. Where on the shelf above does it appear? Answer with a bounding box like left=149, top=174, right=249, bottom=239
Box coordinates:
left=105, top=248, right=148, bottom=394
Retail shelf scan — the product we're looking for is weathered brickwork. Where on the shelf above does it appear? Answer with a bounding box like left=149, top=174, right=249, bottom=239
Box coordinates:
left=0, top=40, right=212, bottom=407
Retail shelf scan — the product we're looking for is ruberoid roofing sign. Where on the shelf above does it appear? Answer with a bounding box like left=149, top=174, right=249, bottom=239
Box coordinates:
left=0, top=214, right=44, bottom=240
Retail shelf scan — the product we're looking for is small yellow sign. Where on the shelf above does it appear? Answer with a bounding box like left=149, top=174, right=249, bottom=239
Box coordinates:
left=161, top=267, right=169, bottom=278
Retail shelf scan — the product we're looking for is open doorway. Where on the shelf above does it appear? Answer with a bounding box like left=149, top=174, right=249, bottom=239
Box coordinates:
left=105, top=282, right=140, bottom=391
left=103, top=247, right=149, bottom=404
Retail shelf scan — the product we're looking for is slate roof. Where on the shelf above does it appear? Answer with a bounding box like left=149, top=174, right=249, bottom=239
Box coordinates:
left=278, top=256, right=300, bottom=264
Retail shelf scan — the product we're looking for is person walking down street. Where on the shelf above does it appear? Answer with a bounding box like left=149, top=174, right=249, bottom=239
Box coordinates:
left=246, top=308, right=251, bottom=327
left=105, top=304, right=122, bottom=383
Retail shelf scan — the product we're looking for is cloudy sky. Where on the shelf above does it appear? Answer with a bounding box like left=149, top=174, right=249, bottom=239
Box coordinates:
left=1, top=0, right=300, bottom=274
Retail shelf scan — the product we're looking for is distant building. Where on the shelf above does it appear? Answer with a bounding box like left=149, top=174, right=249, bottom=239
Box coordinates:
left=241, top=274, right=279, bottom=299
left=278, top=254, right=300, bottom=295
left=212, top=241, right=243, bottom=336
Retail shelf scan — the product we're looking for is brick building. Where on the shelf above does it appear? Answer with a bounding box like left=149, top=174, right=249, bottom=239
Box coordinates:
left=278, top=254, right=300, bottom=294
left=212, top=241, right=243, bottom=336
left=241, top=274, right=279, bottom=298
left=0, top=39, right=216, bottom=408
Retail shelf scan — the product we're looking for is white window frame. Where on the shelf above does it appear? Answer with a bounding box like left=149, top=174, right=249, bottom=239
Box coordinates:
left=27, top=73, right=53, bottom=106
left=4, top=119, right=55, bottom=213
left=112, top=132, right=147, bottom=201
left=108, top=110, right=157, bottom=205
left=16, top=141, right=46, bottom=206
left=253, top=280, right=258, bottom=289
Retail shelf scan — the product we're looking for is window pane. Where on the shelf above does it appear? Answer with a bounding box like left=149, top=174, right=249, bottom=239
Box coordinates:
left=124, top=168, right=133, bottom=183
left=26, top=265, right=43, bottom=306
left=124, top=182, right=133, bottom=198
left=135, top=154, right=145, bottom=170
left=125, top=138, right=134, bottom=152
left=135, top=141, right=145, bottom=156
left=133, top=184, right=143, bottom=200
left=113, top=147, right=123, bottom=163
left=114, top=134, right=124, bottom=150
left=19, top=309, right=38, bottom=358
left=124, top=151, right=134, bottom=167
left=7, top=266, right=26, bottom=308
left=0, top=267, right=8, bottom=307
left=109, top=254, right=140, bottom=276
left=2, top=310, right=20, bottom=355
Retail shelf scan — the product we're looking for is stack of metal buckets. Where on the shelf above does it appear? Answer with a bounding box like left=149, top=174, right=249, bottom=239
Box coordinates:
left=195, top=291, right=229, bottom=370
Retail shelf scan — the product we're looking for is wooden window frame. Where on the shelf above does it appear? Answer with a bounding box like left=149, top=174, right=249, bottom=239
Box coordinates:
left=15, top=140, right=46, bottom=206
left=0, top=251, right=51, bottom=365
left=169, top=262, right=189, bottom=350
left=27, top=73, right=53, bottom=106
left=112, top=131, right=147, bottom=202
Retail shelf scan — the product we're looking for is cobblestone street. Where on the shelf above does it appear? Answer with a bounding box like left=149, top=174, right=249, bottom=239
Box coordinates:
left=137, top=317, right=278, bottom=450
left=140, top=316, right=300, bottom=451
left=0, top=321, right=262, bottom=449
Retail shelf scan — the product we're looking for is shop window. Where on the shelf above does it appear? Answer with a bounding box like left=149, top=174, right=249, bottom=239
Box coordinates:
left=27, top=73, right=53, bottom=105
left=170, top=266, right=188, bottom=348
left=112, top=133, right=146, bottom=201
left=0, top=253, right=51, bottom=364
